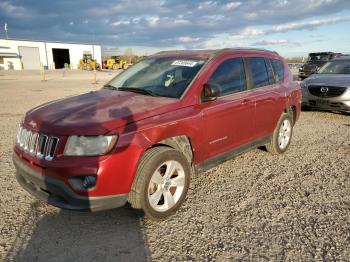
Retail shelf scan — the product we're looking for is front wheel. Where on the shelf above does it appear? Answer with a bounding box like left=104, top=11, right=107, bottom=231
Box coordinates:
left=128, top=146, right=190, bottom=220
left=266, top=113, right=293, bottom=154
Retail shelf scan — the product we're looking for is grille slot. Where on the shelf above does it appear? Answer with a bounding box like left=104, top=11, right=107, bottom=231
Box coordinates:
left=45, top=137, right=59, bottom=161
left=308, top=86, right=347, bottom=98
left=16, top=126, right=59, bottom=161
left=37, top=135, right=48, bottom=159
left=29, top=133, right=39, bottom=154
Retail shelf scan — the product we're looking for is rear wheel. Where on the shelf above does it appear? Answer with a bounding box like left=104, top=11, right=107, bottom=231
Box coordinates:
left=128, top=146, right=190, bottom=220
left=266, top=113, right=293, bottom=154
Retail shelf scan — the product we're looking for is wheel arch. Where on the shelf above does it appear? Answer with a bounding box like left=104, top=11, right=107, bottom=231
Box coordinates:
left=148, top=135, right=194, bottom=164
left=284, top=105, right=297, bottom=125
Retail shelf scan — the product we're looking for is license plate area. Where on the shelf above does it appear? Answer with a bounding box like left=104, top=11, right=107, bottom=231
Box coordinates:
left=316, top=99, right=329, bottom=106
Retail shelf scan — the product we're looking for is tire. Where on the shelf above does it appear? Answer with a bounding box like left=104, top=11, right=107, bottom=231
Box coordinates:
left=128, top=146, right=190, bottom=220
left=265, top=112, right=293, bottom=155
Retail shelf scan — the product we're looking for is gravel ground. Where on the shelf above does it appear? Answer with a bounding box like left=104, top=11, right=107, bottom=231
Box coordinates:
left=0, top=70, right=349, bottom=261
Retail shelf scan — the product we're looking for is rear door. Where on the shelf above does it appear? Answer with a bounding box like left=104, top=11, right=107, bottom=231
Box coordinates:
left=199, top=57, right=255, bottom=159
left=245, top=57, right=282, bottom=139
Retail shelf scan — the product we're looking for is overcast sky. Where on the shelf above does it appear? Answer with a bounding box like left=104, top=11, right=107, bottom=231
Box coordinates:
left=1, top=0, right=350, bottom=57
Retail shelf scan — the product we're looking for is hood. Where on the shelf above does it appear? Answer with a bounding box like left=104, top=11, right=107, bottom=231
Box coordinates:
left=24, top=89, right=180, bottom=135
left=304, top=74, right=350, bottom=88
left=302, top=61, right=326, bottom=71
left=304, top=61, right=327, bottom=67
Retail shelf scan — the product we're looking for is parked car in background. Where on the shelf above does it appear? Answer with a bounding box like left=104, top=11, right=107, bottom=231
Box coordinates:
left=298, top=52, right=341, bottom=80
left=301, top=55, right=350, bottom=112
left=13, top=48, right=301, bottom=220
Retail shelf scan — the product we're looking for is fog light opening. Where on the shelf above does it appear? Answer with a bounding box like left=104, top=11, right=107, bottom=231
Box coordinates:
left=69, top=175, right=97, bottom=191
left=82, top=176, right=97, bottom=190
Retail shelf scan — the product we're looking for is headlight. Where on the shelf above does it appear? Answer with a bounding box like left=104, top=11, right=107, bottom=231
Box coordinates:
left=344, top=88, right=350, bottom=96
left=63, top=135, right=118, bottom=156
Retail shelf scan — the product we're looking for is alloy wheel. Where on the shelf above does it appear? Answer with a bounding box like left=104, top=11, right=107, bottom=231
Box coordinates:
left=147, top=160, right=185, bottom=212
left=278, top=119, right=292, bottom=149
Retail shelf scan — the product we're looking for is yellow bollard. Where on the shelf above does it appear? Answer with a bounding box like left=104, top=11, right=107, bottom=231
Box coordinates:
left=40, top=63, right=46, bottom=81
left=92, top=68, right=97, bottom=84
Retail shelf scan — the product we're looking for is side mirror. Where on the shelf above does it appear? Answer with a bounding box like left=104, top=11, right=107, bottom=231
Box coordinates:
left=202, top=83, right=220, bottom=101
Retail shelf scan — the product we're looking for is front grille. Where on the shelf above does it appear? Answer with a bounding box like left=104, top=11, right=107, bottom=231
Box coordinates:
left=302, top=64, right=317, bottom=73
left=308, top=86, right=348, bottom=98
left=16, top=126, right=59, bottom=161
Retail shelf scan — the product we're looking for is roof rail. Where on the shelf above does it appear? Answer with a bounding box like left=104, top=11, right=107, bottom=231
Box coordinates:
left=153, top=48, right=279, bottom=58
left=333, top=54, right=350, bottom=60
left=219, top=47, right=279, bottom=55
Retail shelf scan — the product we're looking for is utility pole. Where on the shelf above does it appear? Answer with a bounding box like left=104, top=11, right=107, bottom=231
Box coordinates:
left=4, top=23, right=8, bottom=39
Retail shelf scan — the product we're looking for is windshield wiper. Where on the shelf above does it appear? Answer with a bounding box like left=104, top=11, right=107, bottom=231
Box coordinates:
left=103, top=84, right=118, bottom=90
left=117, top=87, right=158, bottom=97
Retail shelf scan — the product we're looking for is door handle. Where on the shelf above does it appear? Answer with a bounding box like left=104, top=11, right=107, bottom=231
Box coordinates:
left=241, top=99, right=250, bottom=105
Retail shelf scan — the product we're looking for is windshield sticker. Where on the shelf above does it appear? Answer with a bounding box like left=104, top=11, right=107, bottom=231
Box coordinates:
left=171, top=60, right=198, bottom=67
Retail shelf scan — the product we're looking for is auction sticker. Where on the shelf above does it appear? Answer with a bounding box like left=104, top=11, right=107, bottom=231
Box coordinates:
left=171, top=60, right=198, bottom=67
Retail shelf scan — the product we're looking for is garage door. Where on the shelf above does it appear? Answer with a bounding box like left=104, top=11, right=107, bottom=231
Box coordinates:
left=18, top=46, right=41, bottom=70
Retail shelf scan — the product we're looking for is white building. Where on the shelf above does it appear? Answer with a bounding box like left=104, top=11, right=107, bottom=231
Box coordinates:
left=0, top=38, right=101, bottom=70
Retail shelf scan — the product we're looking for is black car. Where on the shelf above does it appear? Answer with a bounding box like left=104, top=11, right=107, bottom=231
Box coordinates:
left=298, top=52, right=341, bottom=80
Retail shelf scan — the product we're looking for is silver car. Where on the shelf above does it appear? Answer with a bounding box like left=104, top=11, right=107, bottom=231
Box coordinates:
left=301, top=56, right=350, bottom=112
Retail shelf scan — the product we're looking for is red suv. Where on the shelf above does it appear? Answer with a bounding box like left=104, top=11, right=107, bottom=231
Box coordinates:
left=13, top=49, right=301, bottom=219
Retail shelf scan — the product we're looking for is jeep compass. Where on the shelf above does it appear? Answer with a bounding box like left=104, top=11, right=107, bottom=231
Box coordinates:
left=13, top=48, right=301, bottom=220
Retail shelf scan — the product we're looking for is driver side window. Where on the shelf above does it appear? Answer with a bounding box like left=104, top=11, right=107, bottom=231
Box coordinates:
left=208, top=58, right=246, bottom=96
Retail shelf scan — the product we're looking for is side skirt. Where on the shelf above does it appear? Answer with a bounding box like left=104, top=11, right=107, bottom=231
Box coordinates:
left=195, top=135, right=271, bottom=173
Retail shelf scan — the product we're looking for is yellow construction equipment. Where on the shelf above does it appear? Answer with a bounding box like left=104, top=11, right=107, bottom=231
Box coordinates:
left=105, top=56, right=128, bottom=70
left=78, top=54, right=101, bottom=71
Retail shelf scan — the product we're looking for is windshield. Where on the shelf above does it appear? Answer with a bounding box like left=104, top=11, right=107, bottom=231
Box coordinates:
left=317, top=60, right=350, bottom=74
left=105, top=57, right=206, bottom=98
left=307, top=54, right=330, bottom=62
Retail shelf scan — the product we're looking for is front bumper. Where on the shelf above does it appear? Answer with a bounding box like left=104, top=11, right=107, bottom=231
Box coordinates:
left=13, top=154, right=128, bottom=211
left=302, top=90, right=350, bottom=112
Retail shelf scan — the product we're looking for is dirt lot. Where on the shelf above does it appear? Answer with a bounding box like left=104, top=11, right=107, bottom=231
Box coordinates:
left=0, top=70, right=349, bottom=261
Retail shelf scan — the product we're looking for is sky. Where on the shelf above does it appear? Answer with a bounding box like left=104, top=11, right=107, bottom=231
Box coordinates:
left=1, top=0, right=350, bottom=58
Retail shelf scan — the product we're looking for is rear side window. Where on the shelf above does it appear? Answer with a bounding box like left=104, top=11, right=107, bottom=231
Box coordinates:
left=208, top=58, right=246, bottom=96
left=247, top=57, right=270, bottom=88
left=271, top=59, right=284, bottom=83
